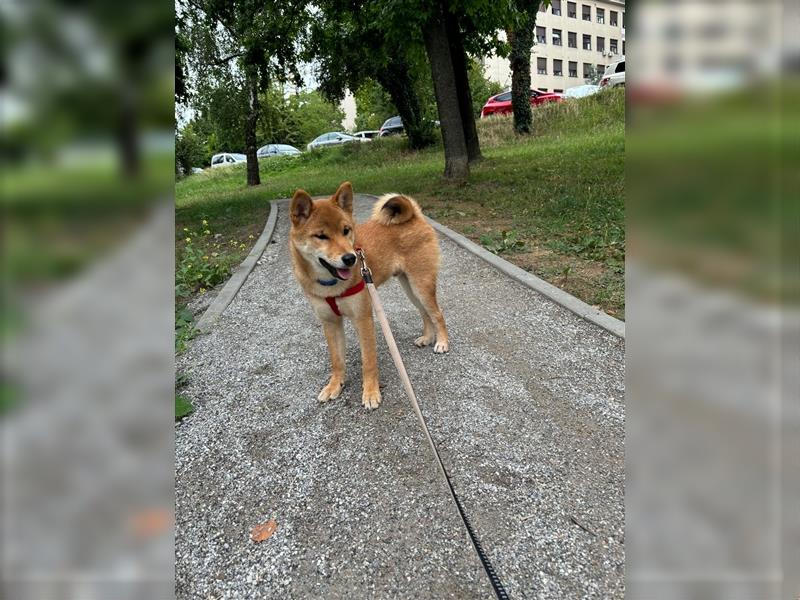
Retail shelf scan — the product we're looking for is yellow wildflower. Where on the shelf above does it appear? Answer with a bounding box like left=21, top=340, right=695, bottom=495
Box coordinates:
left=185, top=237, right=192, bottom=243
left=248, top=234, right=254, bottom=239
left=203, top=255, right=209, bottom=260
left=202, top=219, right=208, bottom=226
left=204, top=229, right=211, bottom=235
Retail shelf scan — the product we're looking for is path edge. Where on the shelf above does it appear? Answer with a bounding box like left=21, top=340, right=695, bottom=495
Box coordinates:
left=362, top=194, right=625, bottom=339
left=195, top=201, right=279, bottom=334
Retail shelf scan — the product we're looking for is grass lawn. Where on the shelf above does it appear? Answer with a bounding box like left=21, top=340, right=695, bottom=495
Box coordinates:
left=176, top=88, right=625, bottom=318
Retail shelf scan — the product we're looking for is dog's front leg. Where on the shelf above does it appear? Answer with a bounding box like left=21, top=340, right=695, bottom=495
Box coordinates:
left=353, top=314, right=381, bottom=409
left=318, top=319, right=345, bottom=402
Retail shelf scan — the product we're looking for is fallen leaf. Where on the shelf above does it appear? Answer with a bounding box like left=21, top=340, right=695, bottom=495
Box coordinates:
left=128, top=508, right=173, bottom=538
left=250, top=519, right=277, bottom=542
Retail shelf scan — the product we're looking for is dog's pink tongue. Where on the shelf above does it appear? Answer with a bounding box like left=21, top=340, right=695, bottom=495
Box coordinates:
left=336, top=268, right=352, bottom=280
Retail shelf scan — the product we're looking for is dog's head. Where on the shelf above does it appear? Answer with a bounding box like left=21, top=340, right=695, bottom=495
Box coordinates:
left=290, top=181, right=357, bottom=282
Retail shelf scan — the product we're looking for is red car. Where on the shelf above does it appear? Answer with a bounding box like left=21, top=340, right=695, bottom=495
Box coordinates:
left=480, top=89, right=564, bottom=118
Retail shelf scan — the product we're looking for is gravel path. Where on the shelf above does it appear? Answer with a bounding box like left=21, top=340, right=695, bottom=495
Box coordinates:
left=176, top=195, right=625, bottom=599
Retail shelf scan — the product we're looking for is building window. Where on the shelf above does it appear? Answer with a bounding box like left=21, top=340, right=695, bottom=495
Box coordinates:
left=610, top=38, right=618, bottom=54
left=567, top=1, right=576, bottom=18
left=537, top=57, right=547, bottom=75
left=554, top=89, right=563, bottom=93
left=596, top=8, right=605, bottom=24
left=610, top=10, right=618, bottom=26
left=597, top=64, right=605, bottom=74
left=551, top=0, right=561, bottom=16
left=538, top=88, right=548, bottom=92
left=536, top=26, right=546, bottom=44
left=553, top=59, right=563, bottom=76
left=568, top=31, right=577, bottom=48
left=552, top=29, right=562, bottom=46
left=623, top=40, right=626, bottom=55
left=583, top=34, right=591, bottom=50
left=569, top=61, right=578, bottom=77
left=622, top=12, right=625, bottom=27
left=597, top=36, right=605, bottom=53
left=583, top=63, right=593, bottom=79
left=582, top=5, right=591, bottom=21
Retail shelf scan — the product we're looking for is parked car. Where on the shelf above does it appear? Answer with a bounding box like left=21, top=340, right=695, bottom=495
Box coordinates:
left=600, top=58, right=625, bottom=88
left=191, top=167, right=204, bottom=174
left=480, top=90, right=563, bottom=118
left=257, top=144, right=301, bottom=157
left=353, top=130, right=380, bottom=140
left=307, top=132, right=358, bottom=150
left=210, top=153, right=247, bottom=168
left=563, top=84, right=601, bottom=99
left=379, top=116, right=404, bottom=137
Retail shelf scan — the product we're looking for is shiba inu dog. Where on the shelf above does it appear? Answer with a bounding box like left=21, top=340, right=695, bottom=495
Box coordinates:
left=289, top=182, right=449, bottom=410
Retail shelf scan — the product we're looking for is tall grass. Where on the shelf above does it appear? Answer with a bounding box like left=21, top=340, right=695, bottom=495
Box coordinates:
left=477, top=87, right=624, bottom=147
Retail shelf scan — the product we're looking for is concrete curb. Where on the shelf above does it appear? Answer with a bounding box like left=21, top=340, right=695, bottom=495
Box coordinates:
left=361, top=194, right=626, bottom=339
left=195, top=201, right=278, bottom=334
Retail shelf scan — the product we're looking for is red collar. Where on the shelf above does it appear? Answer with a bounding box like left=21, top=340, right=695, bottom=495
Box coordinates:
left=325, top=279, right=365, bottom=316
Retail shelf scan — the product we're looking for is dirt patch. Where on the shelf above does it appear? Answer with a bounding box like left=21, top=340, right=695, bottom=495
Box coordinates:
left=418, top=196, right=624, bottom=319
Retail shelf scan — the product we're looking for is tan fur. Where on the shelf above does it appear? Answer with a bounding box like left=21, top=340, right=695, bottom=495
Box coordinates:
left=289, top=182, right=449, bottom=410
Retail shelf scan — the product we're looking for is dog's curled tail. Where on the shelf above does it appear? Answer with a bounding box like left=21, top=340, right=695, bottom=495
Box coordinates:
left=371, top=193, right=422, bottom=226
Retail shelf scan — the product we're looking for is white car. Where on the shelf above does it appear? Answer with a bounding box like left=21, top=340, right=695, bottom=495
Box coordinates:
left=600, top=58, right=625, bottom=88
left=307, top=132, right=358, bottom=151
left=352, top=130, right=379, bottom=141
left=564, top=84, right=601, bottom=99
left=210, top=153, right=246, bottom=168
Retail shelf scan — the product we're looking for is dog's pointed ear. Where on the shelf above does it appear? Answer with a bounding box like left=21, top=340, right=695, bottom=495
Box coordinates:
left=290, top=189, right=314, bottom=225
left=332, top=181, right=353, bottom=214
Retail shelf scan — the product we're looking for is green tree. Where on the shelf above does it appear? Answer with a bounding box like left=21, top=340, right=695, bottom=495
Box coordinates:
left=308, top=0, right=436, bottom=150
left=353, top=81, right=396, bottom=132
left=286, top=91, right=346, bottom=145
left=175, top=124, right=207, bottom=175
left=467, top=60, right=504, bottom=118
left=177, top=0, right=308, bottom=186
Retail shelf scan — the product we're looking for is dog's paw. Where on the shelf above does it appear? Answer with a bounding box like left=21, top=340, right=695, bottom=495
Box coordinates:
left=414, top=334, right=434, bottom=348
left=361, top=387, right=382, bottom=410
left=318, top=379, right=344, bottom=403
left=433, top=339, right=449, bottom=354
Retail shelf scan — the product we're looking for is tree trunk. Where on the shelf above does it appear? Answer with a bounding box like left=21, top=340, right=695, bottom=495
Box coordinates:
left=422, top=4, right=469, bottom=180
left=376, top=60, right=433, bottom=150
left=117, top=82, right=140, bottom=178
left=444, top=9, right=481, bottom=163
left=509, top=2, right=539, bottom=135
left=244, top=67, right=261, bottom=186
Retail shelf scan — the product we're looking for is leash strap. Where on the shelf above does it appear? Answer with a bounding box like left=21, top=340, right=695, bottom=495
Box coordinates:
left=356, top=249, right=510, bottom=600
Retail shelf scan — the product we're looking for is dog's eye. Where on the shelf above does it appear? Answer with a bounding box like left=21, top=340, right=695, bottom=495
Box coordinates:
left=343, top=227, right=350, bottom=236
left=314, top=233, right=328, bottom=240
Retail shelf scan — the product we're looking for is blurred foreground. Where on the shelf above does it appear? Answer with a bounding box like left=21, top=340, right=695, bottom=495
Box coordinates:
left=2, top=0, right=174, bottom=598
left=627, top=1, right=797, bottom=598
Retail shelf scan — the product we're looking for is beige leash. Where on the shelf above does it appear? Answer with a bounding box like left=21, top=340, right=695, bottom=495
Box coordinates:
left=355, top=248, right=510, bottom=600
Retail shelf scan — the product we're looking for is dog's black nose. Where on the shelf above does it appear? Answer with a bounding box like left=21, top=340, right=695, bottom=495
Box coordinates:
left=342, top=253, right=356, bottom=267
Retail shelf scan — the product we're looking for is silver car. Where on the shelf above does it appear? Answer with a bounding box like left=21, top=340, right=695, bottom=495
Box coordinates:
left=307, top=132, right=358, bottom=151
left=257, top=144, right=301, bottom=157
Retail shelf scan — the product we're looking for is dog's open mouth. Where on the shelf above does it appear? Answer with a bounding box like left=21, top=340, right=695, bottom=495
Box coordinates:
left=319, top=257, right=352, bottom=281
